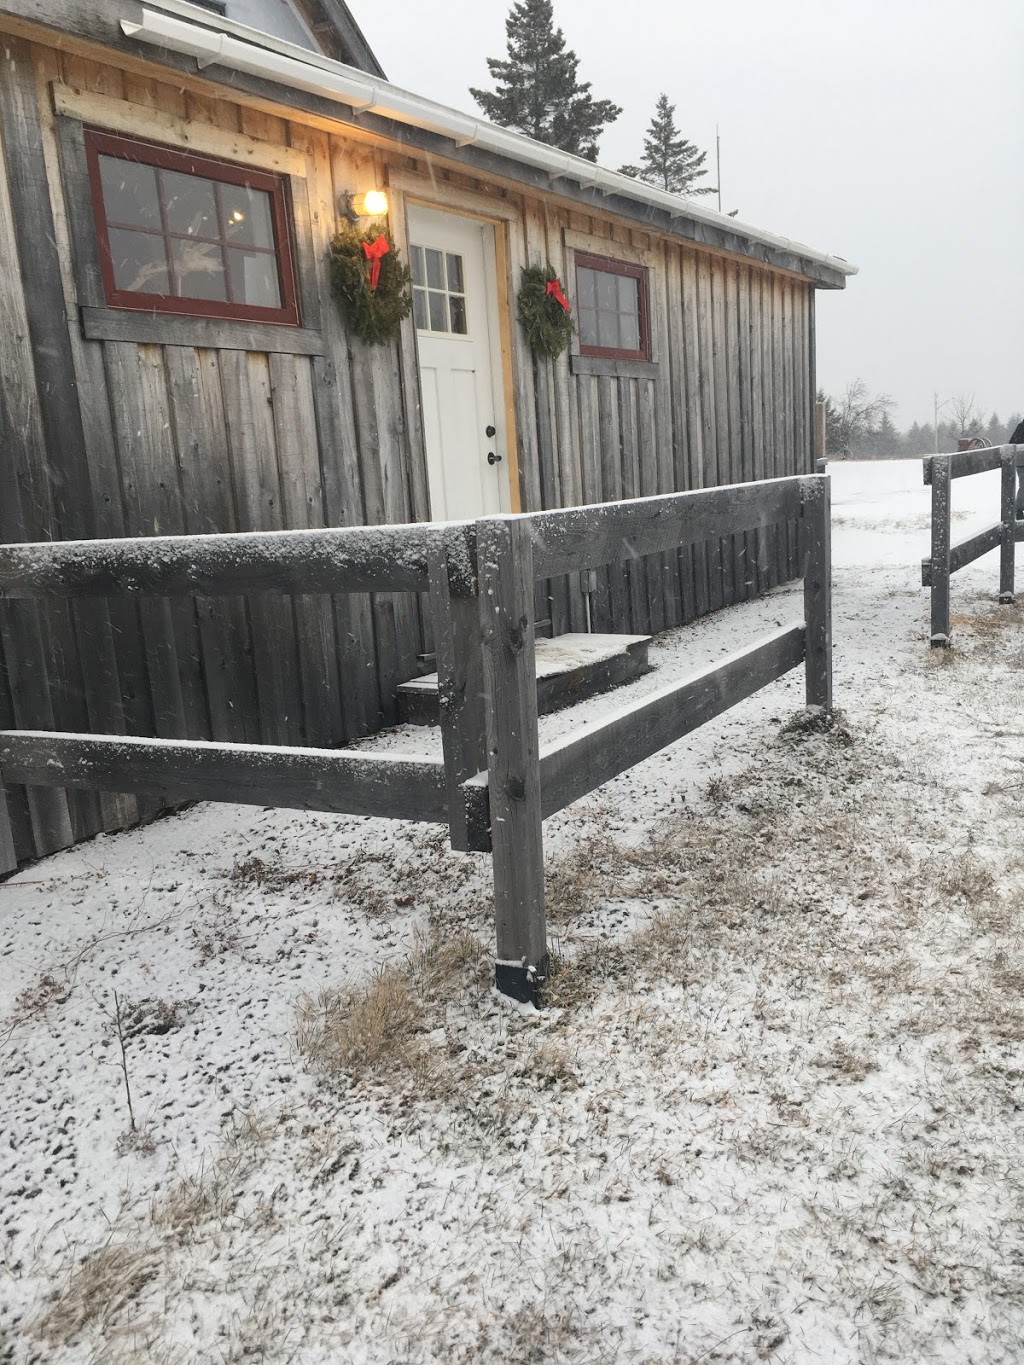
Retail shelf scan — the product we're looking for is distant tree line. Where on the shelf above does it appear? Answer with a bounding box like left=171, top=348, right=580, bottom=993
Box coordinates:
left=820, top=381, right=1022, bottom=459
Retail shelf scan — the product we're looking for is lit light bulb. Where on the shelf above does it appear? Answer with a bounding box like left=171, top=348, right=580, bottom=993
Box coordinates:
left=349, top=189, right=389, bottom=218
left=231, top=210, right=245, bottom=223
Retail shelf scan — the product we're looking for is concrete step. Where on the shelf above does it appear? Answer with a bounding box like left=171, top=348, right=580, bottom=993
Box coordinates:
left=397, top=633, right=653, bottom=726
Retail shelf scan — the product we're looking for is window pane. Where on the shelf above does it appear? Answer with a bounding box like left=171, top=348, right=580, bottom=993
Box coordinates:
left=227, top=248, right=281, bottom=308
left=161, top=170, right=219, bottom=238
left=410, top=246, right=424, bottom=287
left=446, top=253, right=464, bottom=293
left=413, top=287, right=428, bottom=330
left=576, top=267, right=597, bottom=309
left=619, top=314, right=640, bottom=352
left=170, top=238, right=227, bottom=300
left=424, top=248, right=444, bottom=290
left=596, top=271, right=618, bottom=312
left=108, top=227, right=170, bottom=294
left=578, top=306, right=599, bottom=347
left=427, top=290, right=447, bottom=331
left=220, top=184, right=275, bottom=249
left=449, top=294, right=467, bottom=334
left=617, top=273, right=638, bottom=314
left=597, top=310, right=620, bottom=348
left=99, top=156, right=161, bottom=229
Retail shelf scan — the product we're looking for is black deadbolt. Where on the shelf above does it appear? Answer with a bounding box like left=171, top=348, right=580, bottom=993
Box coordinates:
left=485, top=424, right=496, bottom=438
left=487, top=451, right=502, bottom=464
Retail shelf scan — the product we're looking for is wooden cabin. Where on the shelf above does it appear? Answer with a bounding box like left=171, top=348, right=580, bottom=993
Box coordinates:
left=0, top=0, right=854, bottom=866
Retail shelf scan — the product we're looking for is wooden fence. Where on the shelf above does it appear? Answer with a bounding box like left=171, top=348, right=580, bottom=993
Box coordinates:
left=0, top=474, right=832, bottom=1001
left=922, top=445, right=1024, bottom=646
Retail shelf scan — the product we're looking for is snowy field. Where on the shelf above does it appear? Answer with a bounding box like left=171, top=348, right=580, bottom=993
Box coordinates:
left=1, top=459, right=1022, bottom=1365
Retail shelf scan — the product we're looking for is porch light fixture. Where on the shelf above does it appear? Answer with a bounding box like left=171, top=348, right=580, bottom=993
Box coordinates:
left=342, top=188, right=389, bottom=221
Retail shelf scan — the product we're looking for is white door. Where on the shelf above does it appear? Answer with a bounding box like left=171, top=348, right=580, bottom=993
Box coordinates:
left=407, top=205, right=508, bottom=521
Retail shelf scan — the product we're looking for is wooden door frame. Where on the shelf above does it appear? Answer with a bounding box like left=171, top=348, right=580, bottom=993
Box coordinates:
left=387, top=170, right=523, bottom=513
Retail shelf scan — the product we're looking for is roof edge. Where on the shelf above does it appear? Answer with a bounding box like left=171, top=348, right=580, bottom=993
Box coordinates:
left=125, top=5, right=856, bottom=284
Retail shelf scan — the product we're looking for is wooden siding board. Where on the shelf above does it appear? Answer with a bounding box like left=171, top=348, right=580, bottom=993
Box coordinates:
left=724, top=262, right=746, bottom=601
left=711, top=261, right=735, bottom=605
left=218, top=348, right=304, bottom=745
left=268, top=350, right=345, bottom=746
left=287, top=129, right=377, bottom=736
left=164, top=345, right=260, bottom=745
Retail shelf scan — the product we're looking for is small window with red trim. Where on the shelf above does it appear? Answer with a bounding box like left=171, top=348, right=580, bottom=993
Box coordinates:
left=84, top=129, right=300, bottom=326
left=575, top=253, right=650, bottom=361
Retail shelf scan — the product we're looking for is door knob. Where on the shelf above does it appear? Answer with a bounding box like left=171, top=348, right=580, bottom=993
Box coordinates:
left=485, top=424, right=496, bottom=438
left=487, top=451, right=502, bottom=465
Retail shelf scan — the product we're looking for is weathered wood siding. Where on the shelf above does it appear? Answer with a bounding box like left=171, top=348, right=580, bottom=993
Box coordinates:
left=0, top=30, right=815, bottom=865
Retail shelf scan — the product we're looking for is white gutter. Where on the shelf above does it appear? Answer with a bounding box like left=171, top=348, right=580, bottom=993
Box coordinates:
left=121, top=6, right=857, bottom=280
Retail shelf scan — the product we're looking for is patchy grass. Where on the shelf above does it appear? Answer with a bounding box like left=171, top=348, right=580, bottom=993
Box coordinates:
left=32, top=1243, right=160, bottom=1346
left=297, top=926, right=488, bottom=1084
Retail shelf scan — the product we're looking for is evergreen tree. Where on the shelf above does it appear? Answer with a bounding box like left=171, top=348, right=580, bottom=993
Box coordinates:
left=619, top=93, right=715, bottom=196
left=470, top=0, right=621, bottom=161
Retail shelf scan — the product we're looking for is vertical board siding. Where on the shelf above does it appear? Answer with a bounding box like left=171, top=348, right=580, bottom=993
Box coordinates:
left=0, top=37, right=819, bottom=865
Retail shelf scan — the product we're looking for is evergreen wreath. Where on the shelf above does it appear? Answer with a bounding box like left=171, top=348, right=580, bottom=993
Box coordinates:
left=517, top=263, right=575, bottom=360
left=328, top=223, right=412, bottom=345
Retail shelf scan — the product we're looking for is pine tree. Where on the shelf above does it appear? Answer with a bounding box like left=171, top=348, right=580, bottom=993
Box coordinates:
left=470, top=0, right=621, bottom=161
left=618, top=94, right=715, bottom=196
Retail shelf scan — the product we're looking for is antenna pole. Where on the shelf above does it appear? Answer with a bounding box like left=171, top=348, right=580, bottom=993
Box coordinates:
left=716, top=125, right=721, bottom=213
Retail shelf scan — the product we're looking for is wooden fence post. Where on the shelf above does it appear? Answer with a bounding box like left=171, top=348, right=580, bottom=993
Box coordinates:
left=0, top=782, right=16, bottom=876
left=928, top=455, right=952, bottom=646
left=477, top=515, right=547, bottom=1004
left=428, top=527, right=489, bottom=854
left=801, top=475, right=832, bottom=711
left=999, top=446, right=1016, bottom=604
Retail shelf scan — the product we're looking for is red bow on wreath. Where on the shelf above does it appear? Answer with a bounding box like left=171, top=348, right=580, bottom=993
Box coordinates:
left=362, top=235, right=390, bottom=291
left=545, top=278, right=570, bottom=311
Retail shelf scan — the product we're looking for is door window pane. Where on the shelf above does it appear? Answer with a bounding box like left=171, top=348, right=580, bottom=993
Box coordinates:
left=411, top=242, right=470, bottom=336
left=428, top=290, right=448, bottom=332
left=449, top=294, right=467, bottom=334
left=446, top=253, right=464, bottom=293
left=424, top=248, right=445, bottom=289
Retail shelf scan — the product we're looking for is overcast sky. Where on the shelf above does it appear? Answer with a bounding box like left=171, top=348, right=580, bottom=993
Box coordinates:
left=359, top=0, right=1023, bottom=430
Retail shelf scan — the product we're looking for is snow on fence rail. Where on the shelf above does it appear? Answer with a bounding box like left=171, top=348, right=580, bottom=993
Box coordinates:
left=0, top=476, right=832, bottom=1002
left=921, top=444, right=1024, bottom=646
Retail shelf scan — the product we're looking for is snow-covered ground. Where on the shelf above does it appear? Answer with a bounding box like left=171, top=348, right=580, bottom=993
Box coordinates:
left=1, top=460, right=1022, bottom=1365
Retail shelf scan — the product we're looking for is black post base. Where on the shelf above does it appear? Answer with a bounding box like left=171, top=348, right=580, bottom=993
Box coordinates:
left=495, top=953, right=550, bottom=1006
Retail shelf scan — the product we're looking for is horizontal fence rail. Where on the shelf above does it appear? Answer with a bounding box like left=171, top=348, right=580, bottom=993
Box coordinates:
left=528, top=477, right=805, bottom=578
left=0, top=475, right=834, bottom=1004
left=921, top=445, right=1024, bottom=645
left=0, top=522, right=474, bottom=599
left=536, top=622, right=807, bottom=821
left=0, top=733, right=448, bottom=823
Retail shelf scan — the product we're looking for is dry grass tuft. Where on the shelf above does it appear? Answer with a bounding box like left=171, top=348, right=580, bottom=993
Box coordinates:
left=151, top=1109, right=271, bottom=1242
left=297, top=924, right=488, bottom=1084
left=298, top=965, right=421, bottom=1078
left=941, top=852, right=996, bottom=905
left=33, top=1243, right=160, bottom=1345
left=813, top=1040, right=877, bottom=1084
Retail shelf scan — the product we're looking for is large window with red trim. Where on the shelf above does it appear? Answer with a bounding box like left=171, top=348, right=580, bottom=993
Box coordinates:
left=575, top=252, right=650, bottom=361
left=84, top=129, right=300, bottom=325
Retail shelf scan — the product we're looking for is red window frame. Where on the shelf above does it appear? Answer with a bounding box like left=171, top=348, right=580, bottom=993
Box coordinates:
left=84, top=128, right=300, bottom=326
left=574, top=252, right=651, bottom=362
